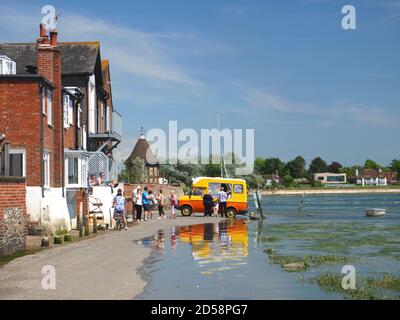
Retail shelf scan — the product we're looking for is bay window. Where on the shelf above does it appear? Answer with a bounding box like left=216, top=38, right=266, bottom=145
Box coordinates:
left=65, top=153, right=88, bottom=187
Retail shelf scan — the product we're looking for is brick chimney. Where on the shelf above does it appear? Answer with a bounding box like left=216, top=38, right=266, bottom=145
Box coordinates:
left=36, top=24, right=54, bottom=82
left=36, top=24, right=63, bottom=188
left=50, top=29, right=58, bottom=46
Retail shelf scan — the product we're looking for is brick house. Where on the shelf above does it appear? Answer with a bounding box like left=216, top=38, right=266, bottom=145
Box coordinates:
left=353, top=169, right=398, bottom=186
left=0, top=25, right=122, bottom=232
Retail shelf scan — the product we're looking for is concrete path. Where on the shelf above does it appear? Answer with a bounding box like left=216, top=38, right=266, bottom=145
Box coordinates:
left=0, top=216, right=222, bottom=300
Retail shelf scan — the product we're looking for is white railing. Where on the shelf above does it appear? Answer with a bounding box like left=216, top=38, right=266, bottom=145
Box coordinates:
left=112, top=109, right=122, bottom=138
left=88, top=152, right=118, bottom=182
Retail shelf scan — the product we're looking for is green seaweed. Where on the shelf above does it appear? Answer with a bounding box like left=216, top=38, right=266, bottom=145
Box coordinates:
left=265, top=248, right=353, bottom=270
left=311, top=273, right=400, bottom=300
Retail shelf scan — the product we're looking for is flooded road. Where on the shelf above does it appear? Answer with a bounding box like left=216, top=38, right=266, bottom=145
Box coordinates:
left=137, top=193, right=400, bottom=300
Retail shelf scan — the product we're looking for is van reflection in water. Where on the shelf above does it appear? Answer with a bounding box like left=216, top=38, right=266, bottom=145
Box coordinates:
left=178, top=220, right=248, bottom=269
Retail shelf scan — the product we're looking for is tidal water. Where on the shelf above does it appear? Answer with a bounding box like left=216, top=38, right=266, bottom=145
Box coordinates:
left=137, top=193, right=400, bottom=300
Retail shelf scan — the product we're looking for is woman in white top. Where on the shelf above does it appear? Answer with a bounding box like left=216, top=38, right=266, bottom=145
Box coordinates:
left=135, top=188, right=143, bottom=221
left=218, top=186, right=228, bottom=218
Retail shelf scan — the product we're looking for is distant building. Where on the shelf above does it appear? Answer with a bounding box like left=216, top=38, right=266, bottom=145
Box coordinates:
left=264, top=174, right=281, bottom=186
left=314, top=172, right=347, bottom=184
left=353, top=169, right=398, bottom=186
left=125, top=133, right=160, bottom=184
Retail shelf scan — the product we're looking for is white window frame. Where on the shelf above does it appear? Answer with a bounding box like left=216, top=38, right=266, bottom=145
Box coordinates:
left=63, top=94, right=69, bottom=128
left=82, top=125, right=87, bottom=150
left=88, top=75, right=96, bottom=133
left=65, top=155, right=88, bottom=188
left=42, top=87, right=47, bottom=114
left=47, top=89, right=52, bottom=126
left=43, top=151, right=50, bottom=188
left=9, top=149, right=26, bottom=177
left=77, top=104, right=82, bottom=128
left=68, top=97, right=73, bottom=126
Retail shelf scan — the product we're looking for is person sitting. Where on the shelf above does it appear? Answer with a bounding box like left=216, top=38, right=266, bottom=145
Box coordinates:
left=95, top=172, right=105, bottom=186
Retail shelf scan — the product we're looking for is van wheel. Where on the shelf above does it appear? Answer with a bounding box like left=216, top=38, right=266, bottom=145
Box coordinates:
left=181, top=205, right=193, bottom=217
left=226, top=207, right=237, bottom=219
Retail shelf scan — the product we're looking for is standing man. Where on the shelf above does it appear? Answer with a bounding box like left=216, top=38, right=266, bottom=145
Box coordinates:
left=157, top=189, right=166, bottom=219
left=142, top=186, right=151, bottom=221
left=203, top=190, right=214, bottom=217
left=218, top=186, right=228, bottom=218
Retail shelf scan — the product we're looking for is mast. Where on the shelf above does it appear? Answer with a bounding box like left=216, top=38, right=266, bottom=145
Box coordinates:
left=217, top=112, right=223, bottom=177
left=217, top=113, right=228, bottom=178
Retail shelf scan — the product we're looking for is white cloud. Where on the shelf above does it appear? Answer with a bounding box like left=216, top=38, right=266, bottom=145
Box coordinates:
left=237, top=85, right=400, bottom=128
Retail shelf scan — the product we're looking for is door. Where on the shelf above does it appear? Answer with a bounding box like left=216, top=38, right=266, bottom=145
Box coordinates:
left=190, top=187, right=205, bottom=213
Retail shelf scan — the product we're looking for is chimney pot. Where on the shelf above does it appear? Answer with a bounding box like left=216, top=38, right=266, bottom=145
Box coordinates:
left=50, top=30, right=58, bottom=46
left=40, top=23, right=47, bottom=37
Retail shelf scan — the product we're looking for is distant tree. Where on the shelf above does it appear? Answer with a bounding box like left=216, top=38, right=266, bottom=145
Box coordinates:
left=283, top=174, right=294, bottom=187
left=264, top=157, right=286, bottom=176
left=204, top=163, right=221, bottom=177
left=390, top=159, right=400, bottom=177
left=364, top=159, right=381, bottom=170
left=309, top=157, right=328, bottom=174
left=328, top=161, right=343, bottom=173
left=286, top=156, right=307, bottom=178
left=254, top=157, right=266, bottom=174
left=121, top=157, right=146, bottom=183
left=244, top=173, right=264, bottom=189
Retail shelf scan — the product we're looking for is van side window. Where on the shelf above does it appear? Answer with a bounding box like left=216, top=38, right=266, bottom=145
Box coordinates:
left=208, top=183, right=220, bottom=196
left=234, top=184, right=243, bottom=194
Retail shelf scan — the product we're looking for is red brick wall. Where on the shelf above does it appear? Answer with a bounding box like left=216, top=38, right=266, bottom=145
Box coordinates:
left=75, top=188, right=89, bottom=227
left=0, top=177, right=26, bottom=219
left=0, top=82, right=41, bottom=186
left=123, top=184, right=134, bottom=214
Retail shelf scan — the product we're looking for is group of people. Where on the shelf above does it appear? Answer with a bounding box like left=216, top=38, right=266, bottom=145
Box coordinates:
left=112, top=184, right=231, bottom=231
left=112, top=186, right=179, bottom=231
left=132, top=186, right=178, bottom=222
left=202, top=185, right=229, bottom=218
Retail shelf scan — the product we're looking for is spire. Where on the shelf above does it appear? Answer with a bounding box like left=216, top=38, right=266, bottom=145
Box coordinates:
left=139, top=126, right=145, bottom=139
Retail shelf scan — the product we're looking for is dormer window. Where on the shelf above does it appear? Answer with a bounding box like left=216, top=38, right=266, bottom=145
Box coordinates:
left=0, top=55, right=16, bottom=75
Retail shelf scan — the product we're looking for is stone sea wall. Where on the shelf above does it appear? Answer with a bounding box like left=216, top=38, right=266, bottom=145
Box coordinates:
left=0, top=177, right=27, bottom=256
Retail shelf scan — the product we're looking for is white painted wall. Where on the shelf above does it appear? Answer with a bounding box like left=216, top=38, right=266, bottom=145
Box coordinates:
left=89, top=184, right=124, bottom=228
left=26, top=187, right=72, bottom=234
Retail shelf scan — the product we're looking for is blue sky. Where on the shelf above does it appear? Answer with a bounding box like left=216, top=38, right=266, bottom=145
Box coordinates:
left=1, top=0, right=399, bottom=167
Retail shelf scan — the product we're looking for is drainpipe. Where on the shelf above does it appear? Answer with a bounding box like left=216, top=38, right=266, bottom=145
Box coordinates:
left=61, top=90, right=65, bottom=198
left=40, top=83, right=45, bottom=198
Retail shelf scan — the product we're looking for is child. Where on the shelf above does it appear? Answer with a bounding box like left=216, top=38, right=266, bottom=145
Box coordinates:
left=169, top=191, right=178, bottom=219
left=213, top=200, right=219, bottom=217
left=157, top=190, right=166, bottom=219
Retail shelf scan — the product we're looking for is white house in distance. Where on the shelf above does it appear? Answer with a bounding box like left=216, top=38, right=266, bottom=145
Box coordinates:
left=314, top=172, right=347, bottom=185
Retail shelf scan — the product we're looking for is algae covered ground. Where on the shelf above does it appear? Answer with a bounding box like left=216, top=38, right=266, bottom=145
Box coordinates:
left=259, top=220, right=400, bottom=299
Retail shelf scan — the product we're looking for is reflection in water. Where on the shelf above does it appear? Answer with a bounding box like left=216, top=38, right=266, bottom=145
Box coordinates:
left=140, top=220, right=249, bottom=275
left=178, top=220, right=248, bottom=274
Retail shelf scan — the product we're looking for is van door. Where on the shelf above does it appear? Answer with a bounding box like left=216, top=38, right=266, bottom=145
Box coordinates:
left=190, top=187, right=205, bottom=213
